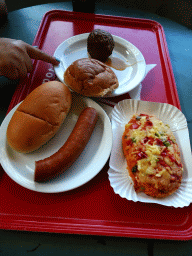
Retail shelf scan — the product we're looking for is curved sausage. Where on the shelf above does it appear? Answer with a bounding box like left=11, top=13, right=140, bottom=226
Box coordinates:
left=35, top=107, right=98, bottom=182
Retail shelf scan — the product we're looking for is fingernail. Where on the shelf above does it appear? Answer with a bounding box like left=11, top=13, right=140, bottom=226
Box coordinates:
left=55, top=58, right=60, bottom=63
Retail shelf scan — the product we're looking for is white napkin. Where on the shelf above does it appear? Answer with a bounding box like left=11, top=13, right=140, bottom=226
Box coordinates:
left=98, top=64, right=157, bottom=115
left=129, top=64, right=157, bottom=99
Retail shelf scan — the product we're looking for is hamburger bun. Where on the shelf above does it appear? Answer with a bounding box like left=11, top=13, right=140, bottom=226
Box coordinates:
left=7, top=81, right=72, bottom=153
left=64, top=58, right=119, bottom=97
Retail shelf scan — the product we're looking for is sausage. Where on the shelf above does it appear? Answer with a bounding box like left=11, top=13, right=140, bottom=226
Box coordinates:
left=35, top=107, right=98, bottom=182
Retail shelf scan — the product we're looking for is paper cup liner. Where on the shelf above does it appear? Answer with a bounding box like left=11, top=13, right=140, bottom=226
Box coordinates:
left=108, top=99, right=192, bottom=208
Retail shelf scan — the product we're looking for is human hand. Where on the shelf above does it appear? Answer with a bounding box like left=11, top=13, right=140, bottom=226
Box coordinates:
left=0, top=38, right=60, bottom=80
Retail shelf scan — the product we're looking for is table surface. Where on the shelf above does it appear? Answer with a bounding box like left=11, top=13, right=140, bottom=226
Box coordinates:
left=0, top=1, right=192, bottom=255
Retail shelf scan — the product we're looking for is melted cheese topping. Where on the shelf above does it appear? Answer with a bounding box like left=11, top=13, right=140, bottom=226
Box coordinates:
left=122, top=113, right=183, bottom=198
left=124, top=114, right=180, bottom=177
left=131, top=129, right=146, bottom=141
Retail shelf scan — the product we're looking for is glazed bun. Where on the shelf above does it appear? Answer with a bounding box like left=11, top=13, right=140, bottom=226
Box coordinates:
left=64, top=58, right=119, bottom=97
left=7, top=81, right=72, bottom=153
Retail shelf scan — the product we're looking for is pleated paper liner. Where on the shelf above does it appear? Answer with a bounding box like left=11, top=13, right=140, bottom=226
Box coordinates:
left=108, top=99, right=192, bottom=208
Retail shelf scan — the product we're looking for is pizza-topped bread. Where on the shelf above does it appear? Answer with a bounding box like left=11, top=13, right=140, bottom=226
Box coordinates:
left=122, top=113, right=183, bottom=198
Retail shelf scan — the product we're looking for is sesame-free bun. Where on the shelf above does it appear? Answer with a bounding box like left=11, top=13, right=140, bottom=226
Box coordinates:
left=64, top=58, right=119, bottom=97
left=7, top=81, right=72, bottom=153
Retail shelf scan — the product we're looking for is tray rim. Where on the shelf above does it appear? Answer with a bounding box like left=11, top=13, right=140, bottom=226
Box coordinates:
left=2, top=10, right=190, bottom=240
left=0, top=213, right=192, bottom=240
left=7, top=10, right=181, bottom=113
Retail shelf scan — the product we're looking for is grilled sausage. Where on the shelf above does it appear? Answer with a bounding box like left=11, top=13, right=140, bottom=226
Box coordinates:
left=35, top=107, right=98, bottom=182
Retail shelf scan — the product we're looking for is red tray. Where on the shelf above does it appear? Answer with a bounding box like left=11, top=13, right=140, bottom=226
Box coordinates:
left=1, top=10, right=191, bottom=240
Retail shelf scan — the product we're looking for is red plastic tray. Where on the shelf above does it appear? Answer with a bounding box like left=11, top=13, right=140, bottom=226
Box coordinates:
left=1, top=10, right=191, bottom=240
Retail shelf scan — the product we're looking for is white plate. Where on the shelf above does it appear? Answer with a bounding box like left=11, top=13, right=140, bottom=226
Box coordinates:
left=0, top=94, right=112, bottom=193
left=54, top=33, right=146, bottom=97
left=108, top=99, right=192, bottom=208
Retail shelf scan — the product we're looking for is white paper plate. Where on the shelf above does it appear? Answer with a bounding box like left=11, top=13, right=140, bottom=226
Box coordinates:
left=108, top=99, right=192, bottom=208
left=0, top=94, right=112, bottom=193
left=54, top=33, right=146, bottom=97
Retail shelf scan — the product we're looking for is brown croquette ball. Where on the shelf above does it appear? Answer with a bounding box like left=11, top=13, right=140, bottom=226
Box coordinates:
left=87, top=29, right=115, bottom=62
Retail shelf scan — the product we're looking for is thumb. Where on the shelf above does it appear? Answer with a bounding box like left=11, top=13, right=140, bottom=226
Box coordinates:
left=26, top=45, right=60, bottom=66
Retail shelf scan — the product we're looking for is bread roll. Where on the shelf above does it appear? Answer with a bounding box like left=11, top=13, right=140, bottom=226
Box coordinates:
left=7, top=81, right=72, bottom=153
left=64, top=58, right=119, bottom=97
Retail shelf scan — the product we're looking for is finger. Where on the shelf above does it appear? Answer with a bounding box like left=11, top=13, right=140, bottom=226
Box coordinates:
left=13, top=52, right=33, bottom=78
left=16, top=49, right=34, bottom=75
left=9, top=71, right=19, bottom=80
left=17, top=63, right=28, bottom=79
left=26, top=45, right=60, bottom=66
left=24, top=55, right=33, bottom=73
left=4, top=65, right=19, bottom=80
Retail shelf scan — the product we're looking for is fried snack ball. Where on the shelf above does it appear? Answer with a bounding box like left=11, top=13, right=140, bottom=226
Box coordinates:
left=87, top=29, right=115, bottom=62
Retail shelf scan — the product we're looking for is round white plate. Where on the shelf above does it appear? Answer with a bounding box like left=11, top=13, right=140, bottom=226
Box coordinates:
left=0, top=94, right=112, bottom=193
left=54, top=33, right=146, bottom=97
